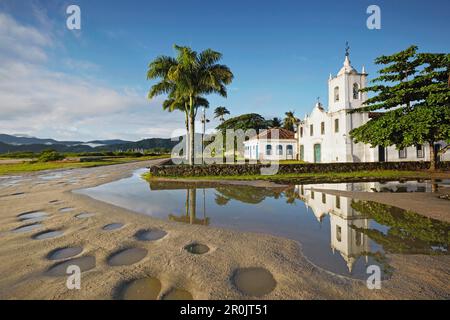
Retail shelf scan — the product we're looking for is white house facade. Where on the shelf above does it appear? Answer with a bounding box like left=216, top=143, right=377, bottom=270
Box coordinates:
left=296, top=52, right=449, bottom=163
left=244, top=128, right=297, bottom=161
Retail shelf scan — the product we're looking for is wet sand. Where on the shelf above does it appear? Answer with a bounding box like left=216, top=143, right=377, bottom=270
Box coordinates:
left=0, top=160, right=449, bottom=299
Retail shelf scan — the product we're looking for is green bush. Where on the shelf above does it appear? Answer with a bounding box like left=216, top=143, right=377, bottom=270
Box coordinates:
left=38, top=150, right=65, bottom=162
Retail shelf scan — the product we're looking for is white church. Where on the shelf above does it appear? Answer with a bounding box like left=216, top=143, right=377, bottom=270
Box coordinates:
left=296, top=50, right=449, bottom=163
left=244, top=48, right=448, bottom=163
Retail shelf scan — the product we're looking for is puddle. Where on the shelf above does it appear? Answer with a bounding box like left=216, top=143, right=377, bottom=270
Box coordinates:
left=47, top=247, right=83, bottom=260
left=46, top=256, right=95, bottom=276
left=12, top=223, right=42, bottom=233
left=75, top=212, right=96, bottom=219
left=18, top=211, right=48, bottom=221
left=232, top=267, right=276, bottom=297
left=102, top=223, right=124, bottom=231
left=75, top=169, right=450, bottom=280
left=162, top=288, right=193, bottom=300
left=32, top=230, right=64, bottom=240
left=120, top=277, right=161, bottom=300
left=107, top=247, right=148, bottom=266
left=59, top=207, right=75, bottom=213
left=134, top=229, right=167, bottom=241
left=184, top=243, right=210, bottom=255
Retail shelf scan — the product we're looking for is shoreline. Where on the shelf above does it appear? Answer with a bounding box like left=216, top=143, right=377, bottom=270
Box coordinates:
left=0, top=160, right=449, bottom=299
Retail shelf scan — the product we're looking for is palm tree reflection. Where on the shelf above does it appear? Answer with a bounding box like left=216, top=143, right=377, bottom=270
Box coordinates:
left=168, top=188, right=210, bottom=225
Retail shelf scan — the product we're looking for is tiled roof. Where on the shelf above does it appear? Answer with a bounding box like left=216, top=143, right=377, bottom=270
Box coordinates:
left=248, top=128, right=296, bottom=140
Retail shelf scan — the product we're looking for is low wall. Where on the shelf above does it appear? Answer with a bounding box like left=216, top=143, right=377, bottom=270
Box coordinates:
left=149, top=161, right=450, bottom=177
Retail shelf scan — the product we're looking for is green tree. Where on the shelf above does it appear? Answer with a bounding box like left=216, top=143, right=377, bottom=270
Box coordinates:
left=216, top=113, right=270, bottom=133
left=270, top=117, right=282, bottom=128
left=283, top=111, right=299, bottom=131
left=350, top=46, right=450, bottom=170
left=214, top=106, right=230, bottom=122
left=148, top=45, right=233, bottom=165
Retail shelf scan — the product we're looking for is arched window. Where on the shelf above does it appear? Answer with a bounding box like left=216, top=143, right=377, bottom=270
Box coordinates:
left=266, top=144, right=272, bottom=155
left=353, top=83, right=359, bottom=99
left=334, top=86, right=340, bottom=102
left=277, top=145, right=283, bottom=155
left=286, top=145, right=293, bottom=156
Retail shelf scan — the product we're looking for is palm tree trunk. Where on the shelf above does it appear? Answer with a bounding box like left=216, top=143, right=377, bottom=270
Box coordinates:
left=189, top=95, right=195, bottom=166
left=185, top=111, right=189, bottom=162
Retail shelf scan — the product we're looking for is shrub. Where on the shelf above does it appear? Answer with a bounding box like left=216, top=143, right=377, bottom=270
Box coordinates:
left=38, top=150, right=65, bottom=162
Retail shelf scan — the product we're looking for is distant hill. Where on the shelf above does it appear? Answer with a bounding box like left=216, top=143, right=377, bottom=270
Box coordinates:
left=0, top=134, right=83, bottom=146
left=0, top=134, right=181, bottom=154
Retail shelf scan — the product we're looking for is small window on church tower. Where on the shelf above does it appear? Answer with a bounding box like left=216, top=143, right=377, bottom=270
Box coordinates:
left=334, top=86, right=339, bottom=102
left=334, top=119, right=339, bottom=133
left=353, top=83, right=359, bottom=99
left=321, top=122, right=325, bottom=135
left=310, top=124, right=314, bottom=136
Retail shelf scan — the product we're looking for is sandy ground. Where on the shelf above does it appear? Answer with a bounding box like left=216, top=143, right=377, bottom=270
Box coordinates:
left=0, top=160, right=449, bottom=300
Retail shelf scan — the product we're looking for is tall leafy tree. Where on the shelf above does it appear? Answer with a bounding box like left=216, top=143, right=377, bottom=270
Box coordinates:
left=216, top=113, right=270, bottom=133
left=214, top=106, right=230, bottom=122
left=283, top=111, right=299, bottom=131
left=350, top=46, right=450, bottom=170
left=148, top=45, right=233, bottom=165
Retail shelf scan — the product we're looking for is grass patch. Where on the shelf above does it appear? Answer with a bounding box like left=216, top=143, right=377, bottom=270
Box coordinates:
left=147, top=170, right=435, bottom=183
left=0, top=154, right=169, bottom=175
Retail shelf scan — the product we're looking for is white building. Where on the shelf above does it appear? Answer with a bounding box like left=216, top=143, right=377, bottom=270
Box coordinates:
left=296, top=52, right=449, bottom=163
left=244, top=128, right=297, bottom=161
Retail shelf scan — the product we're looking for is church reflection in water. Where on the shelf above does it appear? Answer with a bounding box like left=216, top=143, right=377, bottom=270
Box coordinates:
left=296, top=183, right=371, bottom=273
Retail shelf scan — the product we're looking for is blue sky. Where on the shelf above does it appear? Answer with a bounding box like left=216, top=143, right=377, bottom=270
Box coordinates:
left=0, top=0, right=449, bottom=141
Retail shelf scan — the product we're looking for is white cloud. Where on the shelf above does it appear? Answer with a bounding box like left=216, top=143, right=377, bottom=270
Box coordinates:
left=0, top=12, right=186, bottom=141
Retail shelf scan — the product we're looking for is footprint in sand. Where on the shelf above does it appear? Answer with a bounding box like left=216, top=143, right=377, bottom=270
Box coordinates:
left=12, top=222, right=43, bottom=233
left=120, top=277, right=161, bottom=300
left=107, top=247, right=148, bottom=266
left=134, top=229, right=167, bottom=241
left=75, top=212, right=96, bottom=219
left=184, top=243, right=210, bottom=255
left=161, top=288, right=194, bottom=300
left=18, top=210, right=48, bottom=222
left=231, top=267, right=276, bottom=297
left=32, top=229, right=64, bottom=240
left=59, top=207, right=75, bottom=213
left=46, top=256, right=96, bottom=277
left=47, top=246, right=83, bottom=260
left=102, top=223, right=124, bottom=231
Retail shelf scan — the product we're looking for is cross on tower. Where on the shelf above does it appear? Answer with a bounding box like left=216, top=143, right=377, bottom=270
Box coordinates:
left=345, top=41, right=350, bottom=57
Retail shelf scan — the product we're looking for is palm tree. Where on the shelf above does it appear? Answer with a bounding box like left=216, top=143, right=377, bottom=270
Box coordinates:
left=162, top=92, right=209, bottom=160
left=283, top=111, right=299, bottom=131
left=148, top=45, right=233, bottom=165
left=214, top=106, right=230, bottom=122
left=270, top=117, right=282, bottom=128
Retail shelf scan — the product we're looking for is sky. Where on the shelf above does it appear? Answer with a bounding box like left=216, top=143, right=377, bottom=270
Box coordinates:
left=0, top=0, right=449, bottom=141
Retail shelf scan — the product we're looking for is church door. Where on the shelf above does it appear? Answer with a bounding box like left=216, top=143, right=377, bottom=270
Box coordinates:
left=378, top=146, right=386, bottom=162
left=314, top=144, right=321, bottom=163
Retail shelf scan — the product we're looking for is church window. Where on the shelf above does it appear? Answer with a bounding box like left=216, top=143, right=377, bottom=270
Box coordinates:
left=336, top=226, right=342, bottom=242
left=266, top=144, right=272, bottom=155
left=300, top=127, right=303, bottom=138
left=336, top=195, right=341, bottom=209
left=310, top=124, right=314, bottom=136
left=300, top=145, right=304, bottom=161
left=321, top=122, right=325, bottom=135
left=356, top=231, right=362, bottom=246
left=321, top=193, right=326, bottom=204
left=399, top=148, right=407, bottom=159
left=276, top=145, right=283, bottom=155
left=311, top=191, right=315, bottom=199
left=334, top=86, right=340, bottom=102
left=334, top=118, right=339, bottom=133
left=353, top=83, right=359, bottom=99
left=286, top=145, right=293, bottom=156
